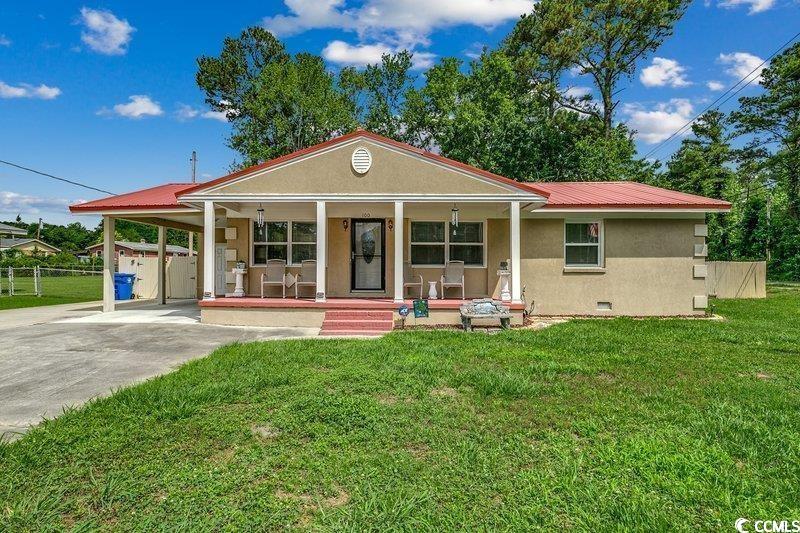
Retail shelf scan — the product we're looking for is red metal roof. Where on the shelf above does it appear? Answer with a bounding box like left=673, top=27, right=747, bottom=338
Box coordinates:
left=68, top=132, right=731, bottom=213
left=69, top=183, right=195, bottom=212
left=527, top=181, right=731, bottom=210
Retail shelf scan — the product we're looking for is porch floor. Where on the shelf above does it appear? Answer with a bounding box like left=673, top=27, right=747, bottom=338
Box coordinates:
left=199, top=296, right=525, bottom=311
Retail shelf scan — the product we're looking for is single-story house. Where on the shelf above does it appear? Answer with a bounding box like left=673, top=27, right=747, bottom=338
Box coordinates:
left=0, top=222, right=27, bottom=237
left=0, top=238, right=61, bottom=256
left=85, top=240, right=192, bottom=260
left=70, top=130, right=730, bottom=330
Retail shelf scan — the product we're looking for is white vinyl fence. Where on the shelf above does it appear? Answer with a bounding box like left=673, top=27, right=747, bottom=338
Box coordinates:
left=706, top=261, right=766, bottom=299
left=118, top=256, right=197, bottom=299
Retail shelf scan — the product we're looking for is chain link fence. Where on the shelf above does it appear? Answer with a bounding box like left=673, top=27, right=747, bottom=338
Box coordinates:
left=0, top=266, right=102, bottom=300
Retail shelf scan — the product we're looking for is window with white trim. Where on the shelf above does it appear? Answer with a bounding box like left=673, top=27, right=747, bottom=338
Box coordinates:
left=564, top=221, right=602, bottom=267
left=252, top=221, right=316, bottom=266
left=410, top=221, right=484, bottom=266
left=449, top=222, right=484, bottom=265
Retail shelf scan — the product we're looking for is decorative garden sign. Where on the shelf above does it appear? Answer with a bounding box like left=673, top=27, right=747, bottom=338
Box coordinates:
left=412, top=299, right=429, bottom=318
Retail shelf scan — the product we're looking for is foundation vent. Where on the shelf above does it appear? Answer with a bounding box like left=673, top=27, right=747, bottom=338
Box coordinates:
left=351, top=147, right=372, bottom=174
left=597, top=301, right=612, bottom=311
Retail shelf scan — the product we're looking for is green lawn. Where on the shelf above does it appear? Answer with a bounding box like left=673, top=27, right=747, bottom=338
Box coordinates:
left=0, top=275, right=101, bottom=310
left=2, top=291, right=799, bottom=530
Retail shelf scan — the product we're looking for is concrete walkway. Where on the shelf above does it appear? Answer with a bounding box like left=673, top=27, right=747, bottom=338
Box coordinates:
left=0, top=300, right=319, bottom=441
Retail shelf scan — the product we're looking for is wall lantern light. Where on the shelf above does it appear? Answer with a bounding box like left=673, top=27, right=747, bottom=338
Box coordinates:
left=388, top=219, right=394, bottom=231
left=343, top=219, right=349, bottom=231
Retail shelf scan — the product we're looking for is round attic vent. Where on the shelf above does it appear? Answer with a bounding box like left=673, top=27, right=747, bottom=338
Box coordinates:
left=351, top=146, right=372, bottom=174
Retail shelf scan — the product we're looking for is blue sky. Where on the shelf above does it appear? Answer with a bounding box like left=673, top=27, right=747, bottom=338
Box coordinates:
left=1, top=0, right=798, bottom=226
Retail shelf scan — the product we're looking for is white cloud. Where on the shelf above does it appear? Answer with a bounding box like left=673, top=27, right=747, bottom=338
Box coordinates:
left=717, top=0, right=775, bottom=14
left=718, top=52, right=766, bottom=84
left=706, top=80, right=725, bottom=91
left=621, top=99, right=694, bottom=144
left=174, top=103, right=231, bottom=122
left=0, top=81, right=61, bottom=99
left=175, top=103, right=199, bottom=121
left=0, top=34, right=11, bottom=46
left=464, top=42, right=486, bottom=60
left=266, top=0, right=531, bottom=70
left=321, top=40, right=435, bottom=69
left=0, top=191, right=76, bottom=217
left=640, top=57, right=691, bottom=88
left=104, top=95, right=163, bottom=119
left=564, top=86, right=592, bottom=99
left=201, top=110, right=229, bottom=122
left=79, top=7, right=135, bottom=55
left=264, top=0, right=533, bottom=45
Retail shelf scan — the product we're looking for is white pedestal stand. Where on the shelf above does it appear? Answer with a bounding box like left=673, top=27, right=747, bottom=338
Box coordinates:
left=231, top=268, right=247, bottom=297
left=497, top=269, right=512, bottom=302
left=427, top=281, right=439, bottom=300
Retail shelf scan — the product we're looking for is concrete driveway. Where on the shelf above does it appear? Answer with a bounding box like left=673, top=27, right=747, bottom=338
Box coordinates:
left=0, top=300, right=319, bottom=441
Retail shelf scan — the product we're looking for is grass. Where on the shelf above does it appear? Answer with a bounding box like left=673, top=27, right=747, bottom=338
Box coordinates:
left=1, top=290, right=799, bottom=530
left=0, top=275, right=101, bottom=310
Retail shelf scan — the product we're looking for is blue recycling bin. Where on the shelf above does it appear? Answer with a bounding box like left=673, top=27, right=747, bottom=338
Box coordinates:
left=114, top=273, right=136, bottom=300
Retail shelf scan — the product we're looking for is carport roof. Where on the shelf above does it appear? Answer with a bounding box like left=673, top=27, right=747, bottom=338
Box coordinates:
left=69, top=183, right=195, bottom=213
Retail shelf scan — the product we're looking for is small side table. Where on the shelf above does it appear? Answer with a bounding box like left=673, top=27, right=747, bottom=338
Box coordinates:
left=231, top=268, right=247, bottom=297
left=427, top=280, right=439, bottom=300
left=496, top=269, right=512, bottom=302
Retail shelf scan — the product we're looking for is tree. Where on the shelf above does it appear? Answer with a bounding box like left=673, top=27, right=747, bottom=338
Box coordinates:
left=404, top=50, right=654, bottom=183
left=731, top=42, right=800, bottom=219
left=661, top=110, right=736, bottom=259
left=197, top=27, right=356, bottom=167
left=339, top=52, right=416, bottom=140
left=510, top=0, right=690, bottom=136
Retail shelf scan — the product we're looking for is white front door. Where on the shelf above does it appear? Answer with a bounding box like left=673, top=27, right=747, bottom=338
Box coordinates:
left=214, top=244, right=227, bottom=296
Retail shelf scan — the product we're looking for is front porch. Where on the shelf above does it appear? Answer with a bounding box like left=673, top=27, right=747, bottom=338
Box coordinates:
left=186, top=197, right=530, bottom=328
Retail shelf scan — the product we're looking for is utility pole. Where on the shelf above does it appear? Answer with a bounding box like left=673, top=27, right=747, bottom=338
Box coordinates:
left=37, top=218, right=42, bottom=240
left=188, top=151, right=197, bottom=256
left=766, top=191, right=772, bottom=262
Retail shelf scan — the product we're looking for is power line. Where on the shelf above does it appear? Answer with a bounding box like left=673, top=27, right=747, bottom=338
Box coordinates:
left=0, top=158, right=114, bottom=195
left=642, top=30, right=800, bottom=160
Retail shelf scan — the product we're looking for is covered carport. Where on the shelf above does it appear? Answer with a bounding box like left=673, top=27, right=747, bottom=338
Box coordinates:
left=69, top=183, right=206, bottom=312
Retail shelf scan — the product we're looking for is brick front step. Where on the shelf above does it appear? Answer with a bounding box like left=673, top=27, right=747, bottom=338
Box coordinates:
left=321, top=320, right=394, bottom=330
left=324, top=310, right=394, bottom=320
left=319, top=309, right=395, bottom=336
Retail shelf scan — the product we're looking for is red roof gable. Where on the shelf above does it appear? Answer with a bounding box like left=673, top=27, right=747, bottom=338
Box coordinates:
left=528, top=181, right=731, bottom=210
left=70, top=183, right=195, bottom=212
left=179, top=129, right=552, bottom=198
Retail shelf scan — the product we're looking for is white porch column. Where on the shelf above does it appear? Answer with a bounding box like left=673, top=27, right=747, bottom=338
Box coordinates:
left=203, top=200, right=215, bottom=300
left=102, top=215, right=115, bottom=312
left=156, top=225, right=167, bottom=305
left=393, top=201, right=404, bottom=302
left=315, top=201, right=327, bottom=302
left=510, top=201, right=522, bottom=304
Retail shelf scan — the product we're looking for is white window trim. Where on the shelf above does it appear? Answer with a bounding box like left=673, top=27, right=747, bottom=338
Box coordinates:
left=250, top=219, right=316, bottom=267
left=564, top=219, right=604, bottom=268
left=409, top=219, right=487, bottom=268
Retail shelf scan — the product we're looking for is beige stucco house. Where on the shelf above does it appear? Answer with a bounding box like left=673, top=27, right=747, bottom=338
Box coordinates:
left=0, top=237, right=61, bottom=256
left=71, top=130, right=730, bottom=331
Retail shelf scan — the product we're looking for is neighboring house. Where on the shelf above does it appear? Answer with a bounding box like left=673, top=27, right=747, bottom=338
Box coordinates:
left=0, top=238, right=61, bottom=256
left=85, top=240, right=192, bottom=260
left=70, top=130, right=730, bottom=327
left=0, top=222, right=27, bottom=237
